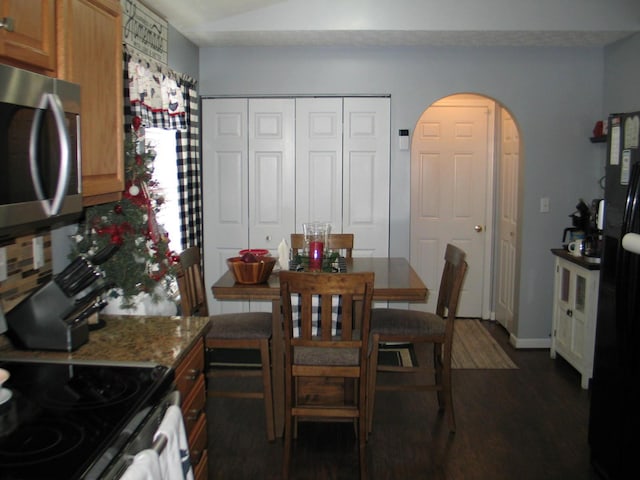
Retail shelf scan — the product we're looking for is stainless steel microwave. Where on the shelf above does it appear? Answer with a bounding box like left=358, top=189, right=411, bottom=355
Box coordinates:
left=0, top=64, right=83, bottom=239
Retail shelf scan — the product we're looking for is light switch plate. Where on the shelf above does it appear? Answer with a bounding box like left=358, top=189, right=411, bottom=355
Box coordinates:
left=540, top=197, right=550, bottom=213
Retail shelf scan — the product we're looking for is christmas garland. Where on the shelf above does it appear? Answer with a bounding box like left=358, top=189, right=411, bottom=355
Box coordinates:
left=70, top=117, right=179, bottom=308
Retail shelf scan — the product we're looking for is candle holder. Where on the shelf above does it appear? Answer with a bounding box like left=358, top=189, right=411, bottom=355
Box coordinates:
left=302, top=222, right=331, bottom=271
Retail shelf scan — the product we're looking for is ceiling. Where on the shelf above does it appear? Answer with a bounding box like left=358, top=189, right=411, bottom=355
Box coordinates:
left=142, top=0, right=639, bottom=48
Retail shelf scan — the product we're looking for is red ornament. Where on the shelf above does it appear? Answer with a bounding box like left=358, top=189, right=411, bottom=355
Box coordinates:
left=114, top=204, right=123, bottom=214
left=135, top=154, right=143, bottom=165
left=132, top=116, right=142, bottom=132
left=110, top=234, right=122, bottom=245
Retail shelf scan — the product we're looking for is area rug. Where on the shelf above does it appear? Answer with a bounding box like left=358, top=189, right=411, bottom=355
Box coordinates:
left=379, top=319, right=517, bottom=370
left=451, top=319, right=518, bottom=369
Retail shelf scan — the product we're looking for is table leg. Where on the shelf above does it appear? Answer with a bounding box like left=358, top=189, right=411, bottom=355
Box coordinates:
left=271, top=299, right=284, bottom=437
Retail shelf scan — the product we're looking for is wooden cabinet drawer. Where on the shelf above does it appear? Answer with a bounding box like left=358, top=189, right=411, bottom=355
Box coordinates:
left=182, top=372, right=206, bottom=437
left=193, top=447, right=208, bottom=480
left=175, top=338, right=205, bottom=398
left=188, top=412, right=207, bottom=471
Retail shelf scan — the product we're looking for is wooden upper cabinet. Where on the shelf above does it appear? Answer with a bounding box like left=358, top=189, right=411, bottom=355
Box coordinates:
left=56, top=0, right=124, bottom=205
left=0, top=0, right=56, bottom=73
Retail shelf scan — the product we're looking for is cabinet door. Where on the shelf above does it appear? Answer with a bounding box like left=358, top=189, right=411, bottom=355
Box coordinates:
left=295, top=98, right=343, bottom=230
left=0, top=0, right=55, bottom=72
left=554, top=263, right=572, bottom=353
left=570, top=269, right=588, bottom=359
left=56, top=0, right=124, bottom=205
left=343, top=97, right=390, bottom=256
left=202, top=98, right=249, bottom=313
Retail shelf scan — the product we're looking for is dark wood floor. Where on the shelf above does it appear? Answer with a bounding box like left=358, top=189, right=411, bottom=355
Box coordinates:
left=206, top=320, right=599, bottom=479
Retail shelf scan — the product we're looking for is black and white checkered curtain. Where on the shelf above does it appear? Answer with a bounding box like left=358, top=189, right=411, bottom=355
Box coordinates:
left=123, top=51, right=202, bottom=251
left=175, top=78, right=202, bottom=250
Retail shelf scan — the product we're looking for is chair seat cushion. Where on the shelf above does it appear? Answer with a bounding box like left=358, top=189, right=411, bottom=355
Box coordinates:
left=206, top=312, right=272, bottom=340
left=370, top=308, right=446, bottom=336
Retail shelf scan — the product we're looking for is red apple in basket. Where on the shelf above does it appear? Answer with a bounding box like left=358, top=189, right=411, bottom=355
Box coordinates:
left=241, top=252, right=258, bottom=263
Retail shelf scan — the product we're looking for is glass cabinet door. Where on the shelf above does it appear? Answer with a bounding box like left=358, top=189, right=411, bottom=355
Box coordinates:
left=575, top=274, right=586, bottom=312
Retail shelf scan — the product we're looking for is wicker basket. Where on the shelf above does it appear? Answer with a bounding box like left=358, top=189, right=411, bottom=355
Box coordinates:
left=227, top=256, right=276, bottom=284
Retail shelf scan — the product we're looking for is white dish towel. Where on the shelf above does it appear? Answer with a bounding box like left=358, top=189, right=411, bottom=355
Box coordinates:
left=153, top=405, right=194, bottom=480
left=119, top=449, right=161, bottom=480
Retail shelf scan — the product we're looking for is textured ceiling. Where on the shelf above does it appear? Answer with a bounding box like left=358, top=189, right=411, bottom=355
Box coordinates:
left=142, top=0, right=638, bottom=48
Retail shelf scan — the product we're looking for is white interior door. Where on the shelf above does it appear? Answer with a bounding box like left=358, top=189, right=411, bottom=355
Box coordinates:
left=495, top=109, right=520, bottom=332
left=410, top=96, right=493, bottom=317
left=202, top=98, right=249, bottom=313
left=343, top=97, right=390, bottom=257
left=295, top=98, right=343, bottom=231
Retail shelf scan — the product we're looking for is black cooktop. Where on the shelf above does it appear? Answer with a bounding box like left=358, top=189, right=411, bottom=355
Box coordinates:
left=0, top=360, right=173, bottom=480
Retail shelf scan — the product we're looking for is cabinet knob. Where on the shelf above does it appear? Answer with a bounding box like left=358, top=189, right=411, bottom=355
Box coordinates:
left=0, top=17, right=14, bottom=32
left=474, top=225, right=484, bottom=232
left=566, top=309, right=573, bottom=317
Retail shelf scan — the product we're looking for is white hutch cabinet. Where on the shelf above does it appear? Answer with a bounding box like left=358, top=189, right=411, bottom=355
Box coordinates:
left=550, top=249, right=600, bottom=389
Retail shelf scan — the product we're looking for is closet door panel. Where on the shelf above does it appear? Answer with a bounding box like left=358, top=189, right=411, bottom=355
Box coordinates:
left=295, top=98, right=343, bottom=231
left=202, top=98, right=249, bottom=313
left=343, top=97, right=390, bottom=256
left=249, top=98, right=295, bottom=253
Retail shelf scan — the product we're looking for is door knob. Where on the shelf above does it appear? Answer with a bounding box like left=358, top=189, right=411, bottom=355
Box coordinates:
left=474, top=225, right=484, bottom=232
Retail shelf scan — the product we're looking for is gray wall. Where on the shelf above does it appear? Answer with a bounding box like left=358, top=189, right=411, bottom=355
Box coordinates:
left=168, top=25, right=199, bottom=81
left=198, top=44, right=607, bottom=343
left=603, top=33, right=640, bottom=114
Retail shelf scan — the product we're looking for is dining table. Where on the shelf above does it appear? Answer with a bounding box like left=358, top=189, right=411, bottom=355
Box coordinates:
left=211, top=256, right=428, bottom=437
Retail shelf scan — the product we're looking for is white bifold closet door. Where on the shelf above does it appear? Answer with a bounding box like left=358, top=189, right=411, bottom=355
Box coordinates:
left=296, top=97, right=390, bottom=257
left=202, top=96, right=389, bottom=313
left=202, top=98, right=295, bottom=313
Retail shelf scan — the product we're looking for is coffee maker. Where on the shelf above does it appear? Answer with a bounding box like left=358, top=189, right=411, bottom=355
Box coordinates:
left=562, top=199, right=592, bottom=246
left=562, top=199, right=603, bottom=258
left=583, top=199, right=604, bottom=258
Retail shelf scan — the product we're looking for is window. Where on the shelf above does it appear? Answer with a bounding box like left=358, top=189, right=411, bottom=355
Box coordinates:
left=145, top=128, right=181, bottom=252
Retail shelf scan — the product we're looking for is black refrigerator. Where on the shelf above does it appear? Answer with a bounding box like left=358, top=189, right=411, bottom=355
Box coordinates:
left=589, top=111, right=640, bottom=479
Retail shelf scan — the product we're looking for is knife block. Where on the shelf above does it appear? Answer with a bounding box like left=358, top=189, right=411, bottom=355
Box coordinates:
left=5, top=280, right=89, bottom=351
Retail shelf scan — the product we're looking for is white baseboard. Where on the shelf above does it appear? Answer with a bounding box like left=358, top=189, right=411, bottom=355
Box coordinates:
left=509, top=333, right=552, bottom=349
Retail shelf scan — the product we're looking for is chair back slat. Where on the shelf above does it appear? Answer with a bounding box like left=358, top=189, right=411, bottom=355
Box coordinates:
left=435, top=243, right=468, bottom=320
left=176, top=246, right=209, bottom=316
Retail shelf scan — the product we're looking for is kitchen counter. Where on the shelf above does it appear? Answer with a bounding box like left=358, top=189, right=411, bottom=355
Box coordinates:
left=551, top=248, right=601, bottom=271
left=0, top=314, right=211, bottom=368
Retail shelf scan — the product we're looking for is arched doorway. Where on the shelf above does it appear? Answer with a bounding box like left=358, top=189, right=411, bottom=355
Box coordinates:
left=410, top=93, right=521, bottom=332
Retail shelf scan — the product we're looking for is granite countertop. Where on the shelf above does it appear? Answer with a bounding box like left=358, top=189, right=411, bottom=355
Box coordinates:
left=0, top=314, right=211, bottom=369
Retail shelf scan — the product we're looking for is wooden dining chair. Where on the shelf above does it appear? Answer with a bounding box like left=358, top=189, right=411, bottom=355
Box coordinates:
left=290, top=233, right=354, bottom=258
left=176, top=246, right=276, bottom=442
left=279, top=270, right=375, bottom=480
left=367, top=243, right=468, bottom=434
